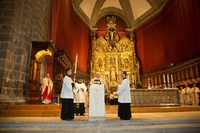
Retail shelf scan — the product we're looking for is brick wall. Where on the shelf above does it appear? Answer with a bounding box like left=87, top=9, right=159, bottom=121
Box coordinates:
left=0, top=0, right=52, bottom=100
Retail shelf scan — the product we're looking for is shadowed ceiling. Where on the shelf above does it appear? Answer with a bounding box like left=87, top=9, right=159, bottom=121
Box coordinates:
left=71, top=0, right=170, bottom=31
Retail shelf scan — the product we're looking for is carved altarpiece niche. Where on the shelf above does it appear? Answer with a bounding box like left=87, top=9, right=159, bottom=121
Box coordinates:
left=91, top=16, right=141, bottom=94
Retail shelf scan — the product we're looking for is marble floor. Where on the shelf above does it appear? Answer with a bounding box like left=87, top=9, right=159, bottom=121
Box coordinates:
left=0, top=111, right=200, bottom=132
left=0, top=104, right=200, bottom=132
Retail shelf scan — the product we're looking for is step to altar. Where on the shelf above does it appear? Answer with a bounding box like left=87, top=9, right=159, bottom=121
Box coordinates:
left=0, top=116, right=200, bottom=133
left=0, top=104, right=200, bottom=117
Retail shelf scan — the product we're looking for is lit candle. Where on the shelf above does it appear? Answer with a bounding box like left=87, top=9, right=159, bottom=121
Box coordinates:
left=115, top=55, right=118, bottom=74
left=74, top=53, right=78, bottom=73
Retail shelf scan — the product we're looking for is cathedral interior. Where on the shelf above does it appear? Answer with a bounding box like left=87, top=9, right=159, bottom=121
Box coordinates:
left=0, top=1, right=200, bottom=132
left=0, top=0, right=200, bottom=106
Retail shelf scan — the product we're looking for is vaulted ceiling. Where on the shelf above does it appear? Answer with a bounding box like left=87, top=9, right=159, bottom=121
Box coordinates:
left=71, top=0, right=170, bottom=31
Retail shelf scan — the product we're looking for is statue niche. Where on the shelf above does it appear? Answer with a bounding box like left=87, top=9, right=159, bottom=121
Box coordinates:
left=105, top=16, right=119, bottom=51
left=110, top=66, right=117, bottom=82
left=97, top=58, right=103, bottom=69
left=91, top=15, right=141, bottom=94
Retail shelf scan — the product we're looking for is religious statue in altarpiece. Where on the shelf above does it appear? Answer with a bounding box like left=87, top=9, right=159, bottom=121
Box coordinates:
left=90, top=15, right=141, bottom=94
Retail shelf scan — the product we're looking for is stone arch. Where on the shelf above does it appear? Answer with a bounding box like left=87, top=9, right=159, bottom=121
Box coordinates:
left=91, top=7, right=132, bottom=29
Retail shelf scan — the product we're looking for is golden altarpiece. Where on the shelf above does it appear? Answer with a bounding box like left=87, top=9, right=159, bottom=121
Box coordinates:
left=90, top=16, right=141, bottom=94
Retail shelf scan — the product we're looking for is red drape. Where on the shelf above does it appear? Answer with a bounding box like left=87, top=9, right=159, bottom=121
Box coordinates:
left=135, top=0, right=200, bottom=73
left=49, top=0, right=200, bottom=74
left=50, top=0, right=91, bottom=73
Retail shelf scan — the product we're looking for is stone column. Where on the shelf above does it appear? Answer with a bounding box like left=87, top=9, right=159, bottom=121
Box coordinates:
left=0, top=0, right=52, bottom=105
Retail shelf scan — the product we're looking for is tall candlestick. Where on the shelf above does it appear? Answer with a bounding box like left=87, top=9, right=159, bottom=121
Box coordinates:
left=115, top=55, right=118, bottom=74
left=74, top=53, right=78, bottom=73
left=163, top=74, right=165, bottom=82
left=167, top=74, right=169, bottom=82
left=171, top=74, right=173, bottom=82
left=155, top=76, right=157, bottom=85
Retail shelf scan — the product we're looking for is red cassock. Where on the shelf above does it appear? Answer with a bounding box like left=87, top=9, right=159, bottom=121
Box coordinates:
left=41, top=77, right=53, bottom=104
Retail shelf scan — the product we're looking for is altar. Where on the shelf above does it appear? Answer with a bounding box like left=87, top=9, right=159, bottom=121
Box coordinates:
left=130, top=88, right=180, bottom=107
left=90, top=16, right=141, bottom=94
left=88, top=84, right=105, bottom=121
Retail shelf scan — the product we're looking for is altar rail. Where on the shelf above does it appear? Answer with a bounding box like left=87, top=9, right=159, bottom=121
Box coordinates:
left=131, top=89, right=180, bottom=107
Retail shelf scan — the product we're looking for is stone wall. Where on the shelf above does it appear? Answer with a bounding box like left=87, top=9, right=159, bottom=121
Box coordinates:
left=0, top=0, right=52, bottom=103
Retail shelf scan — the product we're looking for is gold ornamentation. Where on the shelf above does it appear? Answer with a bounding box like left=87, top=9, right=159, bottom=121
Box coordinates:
left=94, top=87, right=100, bottom=105
left=91, top=16, right=140, bottom=93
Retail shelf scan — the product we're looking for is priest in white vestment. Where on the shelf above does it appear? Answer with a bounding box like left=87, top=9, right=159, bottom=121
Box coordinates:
left=88, top=72, right=107, bottom=121
left=183, top=84, right=191, bottom=105
left=190, top=84, right=199, bottom=106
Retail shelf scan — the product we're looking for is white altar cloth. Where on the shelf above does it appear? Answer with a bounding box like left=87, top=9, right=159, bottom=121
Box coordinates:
left=88, top=84, right=105, bottom=121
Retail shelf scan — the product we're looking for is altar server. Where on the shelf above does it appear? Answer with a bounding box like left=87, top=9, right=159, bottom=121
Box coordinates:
left=117, top=71, right=132, bottom=120
left=74, top=77, right=87, bottom=115
left=60, top=68, right=74, bottom=120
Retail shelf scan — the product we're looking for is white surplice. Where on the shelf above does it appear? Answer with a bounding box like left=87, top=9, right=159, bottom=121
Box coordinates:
left=89, top=84, right=105, bottom=120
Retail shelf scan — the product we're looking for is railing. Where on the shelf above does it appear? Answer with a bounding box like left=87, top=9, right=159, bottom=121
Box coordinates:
left=131, top=89, right=180, bottom=106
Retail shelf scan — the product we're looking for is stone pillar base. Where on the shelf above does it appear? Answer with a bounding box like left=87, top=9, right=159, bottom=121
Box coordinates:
left=0, top=94, right=26, bottom=110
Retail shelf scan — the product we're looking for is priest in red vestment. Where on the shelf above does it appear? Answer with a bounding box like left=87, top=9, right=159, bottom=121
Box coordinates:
left=41, top=73, right=53, bottom=104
